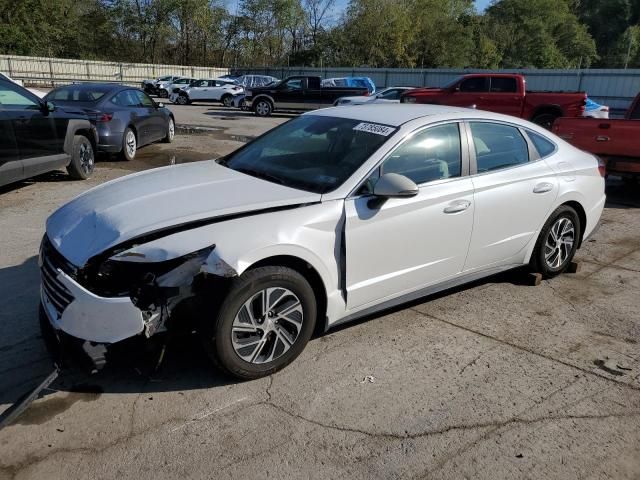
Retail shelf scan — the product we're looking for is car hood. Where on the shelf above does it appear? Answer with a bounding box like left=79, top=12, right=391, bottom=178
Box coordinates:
left=46, top=161, right=321, bottom=267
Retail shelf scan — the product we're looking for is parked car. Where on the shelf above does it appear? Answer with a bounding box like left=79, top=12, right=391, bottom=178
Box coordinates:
left=170, top=78, right=242, bottom=106
left=44, top=83, right=175, bottom=161
left=0, top=78, right=97, bottom=187
left=244, top=76, right=370, bottom=117
left=156, top=77, right=196, bottom=99
left=322, top=76, right=376, bottom=94
left=401, top=74, right=587, bottom=129
left=141, top=75, right=181, bottom=96
left=335, top=86, right=416, bottom=106
left=553, top=91, right=640, bottom=179
left=40, top=104, right=604, bottom=379
left=230, top=75, right=279, bottom=110
left=584, top=97, right=610, bottom=119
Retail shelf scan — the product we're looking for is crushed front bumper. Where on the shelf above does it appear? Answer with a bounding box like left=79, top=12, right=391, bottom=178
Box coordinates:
left=41, top=266, right=145, bottom=344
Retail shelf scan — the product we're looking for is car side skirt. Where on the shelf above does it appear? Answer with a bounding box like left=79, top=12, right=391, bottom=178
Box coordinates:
left=327, top=263, right=521, bottom=331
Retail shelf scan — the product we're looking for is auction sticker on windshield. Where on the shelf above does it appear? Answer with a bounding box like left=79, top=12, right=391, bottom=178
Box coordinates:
left=353, top=122, right=395, bottom=136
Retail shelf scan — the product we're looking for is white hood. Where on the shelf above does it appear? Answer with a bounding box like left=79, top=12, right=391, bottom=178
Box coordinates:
left=46, top=161, right=321, bottom=266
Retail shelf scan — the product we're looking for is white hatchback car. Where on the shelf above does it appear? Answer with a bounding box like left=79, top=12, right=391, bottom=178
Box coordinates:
left=170, top=78, right=242, bottom=106
left=41, top=105, right=605, bottom=379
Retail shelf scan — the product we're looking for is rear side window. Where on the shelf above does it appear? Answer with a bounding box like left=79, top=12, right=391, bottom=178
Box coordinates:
left=383, top=123, right=462, bottom=184
left=528, top=131, right=556, bottom=158
left=459, top=77, right=488, bottom=92
left=111, top=90, right=140, bottom=107
left=470, top=122, right=529, bottom=173
left=49, top=86, right=109, bottom=102
left=490, top=77, right=517, bottom=93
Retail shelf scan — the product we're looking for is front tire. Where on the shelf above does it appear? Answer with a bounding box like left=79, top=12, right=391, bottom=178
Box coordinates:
left=254, top=99, right=273, bottom=117
left=530, top=205, right=581, bottom=277
left=163, top=117, right=175, bottom=143
left=176, top=94, right=189, bottom=105
left=121, top=127, right=137, bottom=161
left=202, top=266, right=317, bottom=379
left=66, top=135, right=95, bottom=180
left=158, top=89, right=169, bottom=98
left=222, top=94, right=233, bottom=107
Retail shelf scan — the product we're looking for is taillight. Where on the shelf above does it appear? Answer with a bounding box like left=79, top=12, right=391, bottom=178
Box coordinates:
left=597, top=156, right=606, bottom=177
left=97, top=113, right=113, bottom=122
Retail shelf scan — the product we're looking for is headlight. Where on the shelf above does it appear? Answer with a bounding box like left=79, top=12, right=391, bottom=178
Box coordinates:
left=83, top=246, right=214, bottom=298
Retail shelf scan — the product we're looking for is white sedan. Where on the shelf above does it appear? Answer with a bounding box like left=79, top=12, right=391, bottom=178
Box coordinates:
left=40, top=105, right=605, bottom=379
left=335, top=86, right=416, bottom=106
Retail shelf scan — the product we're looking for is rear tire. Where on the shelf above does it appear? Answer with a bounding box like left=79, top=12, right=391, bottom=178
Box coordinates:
left=66, top=135, right=95, bottom=180
left=201, top=266, right=317, bottom=379
left=121, top=127, right=137, bottom=161
left=254, top=99, right=273, bottom=117
left=531, top=112, right=559, bottom=130
left=530, top=205, right=581, bottom=278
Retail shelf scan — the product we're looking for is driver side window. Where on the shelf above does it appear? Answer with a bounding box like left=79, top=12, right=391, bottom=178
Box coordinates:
left=381, top=123, right=462, bottom=185
left=284, top=79, right=303, bottom=90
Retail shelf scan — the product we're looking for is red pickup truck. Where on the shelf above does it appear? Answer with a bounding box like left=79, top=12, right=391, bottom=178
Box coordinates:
left=401, top=73, right=586, bottom=129
left=553, top=92, right=640, bottom=178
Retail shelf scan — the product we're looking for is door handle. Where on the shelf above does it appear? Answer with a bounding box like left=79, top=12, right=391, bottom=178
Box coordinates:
left=443, top=200, right=471, bottom=214
left=533, top=182, right=554, bottom=194
left=596, top=135, right=610, bottom=142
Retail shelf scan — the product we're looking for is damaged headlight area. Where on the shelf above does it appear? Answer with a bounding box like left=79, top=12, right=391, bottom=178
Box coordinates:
left=81, top=246, right=216, bottom=337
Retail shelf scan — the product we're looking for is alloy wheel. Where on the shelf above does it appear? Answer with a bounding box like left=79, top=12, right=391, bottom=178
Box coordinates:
left=256, top=101, right=270, bottom=116
left=126, top=131, right=137, bottom=158
left=544, top=217, right=575, bottom=269
left=79, top=141, right=94, bottom=175
left=231, top=287, right=303, bottom=364
left=168, top=119, right=175, bottom=140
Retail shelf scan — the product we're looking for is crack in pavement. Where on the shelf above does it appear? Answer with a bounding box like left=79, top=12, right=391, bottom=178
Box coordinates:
left=412, top=309, right=640, bottom=392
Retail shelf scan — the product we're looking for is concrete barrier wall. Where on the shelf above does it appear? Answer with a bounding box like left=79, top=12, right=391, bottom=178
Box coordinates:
left=0, top=54, right=229, bottom=87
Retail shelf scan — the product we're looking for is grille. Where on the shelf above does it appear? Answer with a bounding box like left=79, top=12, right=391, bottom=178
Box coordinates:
left=40, top=236, right=76, bottom=316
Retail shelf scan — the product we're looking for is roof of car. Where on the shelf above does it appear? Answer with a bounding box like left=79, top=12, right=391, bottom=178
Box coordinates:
left=50, top=82, right=124, bottom=92
left=307, top=104, right=470, bottom=126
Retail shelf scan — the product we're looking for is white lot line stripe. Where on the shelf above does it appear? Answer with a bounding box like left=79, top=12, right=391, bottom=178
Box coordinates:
left=170, top=396, right=248, bottom=433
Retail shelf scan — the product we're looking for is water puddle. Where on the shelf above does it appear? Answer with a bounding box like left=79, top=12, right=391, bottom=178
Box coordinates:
left=15, top=384, right=103, bottom=425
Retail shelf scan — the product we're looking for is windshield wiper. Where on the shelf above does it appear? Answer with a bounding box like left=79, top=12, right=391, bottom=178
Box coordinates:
left=234, top=166, right=287, bottom=186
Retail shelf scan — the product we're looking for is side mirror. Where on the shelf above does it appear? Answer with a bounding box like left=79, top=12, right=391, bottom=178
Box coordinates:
left=373, top=173, right=419, bottom=198
left=43, top=101, right=56, bottom=113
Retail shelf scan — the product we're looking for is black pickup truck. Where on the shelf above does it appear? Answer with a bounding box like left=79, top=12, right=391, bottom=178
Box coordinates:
left=244, top=76, right=370, bottom=117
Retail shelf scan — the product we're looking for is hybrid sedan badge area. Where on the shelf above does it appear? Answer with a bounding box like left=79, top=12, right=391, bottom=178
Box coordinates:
left=41, top=105, right=606, bottom=379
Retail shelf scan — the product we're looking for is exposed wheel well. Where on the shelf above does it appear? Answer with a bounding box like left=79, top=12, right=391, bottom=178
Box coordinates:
left=531, top=105, right=563, bottom=121
left=74, top=128, right=96, bottom=152
left=562, top=200, right=587, bottom=247
left=248, top=255, right=327, bottom=334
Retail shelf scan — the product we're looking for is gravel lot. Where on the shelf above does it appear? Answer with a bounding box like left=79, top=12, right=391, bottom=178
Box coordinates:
left=0, top=104, right=639, bottom=479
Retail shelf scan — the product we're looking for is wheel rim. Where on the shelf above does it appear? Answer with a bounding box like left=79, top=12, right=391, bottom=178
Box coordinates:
left=126, top=131, right=136, bottom=158
left=544, top=217, right=575, bottom=269
left=256, top=101, right=269, bottom=116
left=231, top=287, right=303, bottom=364
left=79, top=141, right=94, bottom=174
left=178, top=95, right=186, bottom=105
left=223, top=96, right=231, bottom=107
left=168, top=119, right=175, bottom=140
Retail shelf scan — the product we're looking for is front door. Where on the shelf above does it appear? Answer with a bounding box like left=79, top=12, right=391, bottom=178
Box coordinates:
left=464, top=121, right=559, bottom=271
left=277, top=78, right=306, bottom=109
left=345, top=122, right=474, bottom=310
left=0, top=110, right=23, bottom=184
left=135, top=90, right=165, bottom=142
left=448, top=76, right=491, bottom=110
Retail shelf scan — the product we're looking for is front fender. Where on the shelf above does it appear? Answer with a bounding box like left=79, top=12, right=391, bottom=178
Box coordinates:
left=64, top=119, right=97, bottom=155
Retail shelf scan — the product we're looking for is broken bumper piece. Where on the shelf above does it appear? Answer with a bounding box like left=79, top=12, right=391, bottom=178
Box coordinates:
left=41, top=267, right=146, bottom=344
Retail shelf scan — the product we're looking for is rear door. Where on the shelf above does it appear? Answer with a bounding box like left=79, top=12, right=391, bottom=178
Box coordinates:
left=488, top=77, right=522, bottom=117
left=464, top=121, right=558, bottom=271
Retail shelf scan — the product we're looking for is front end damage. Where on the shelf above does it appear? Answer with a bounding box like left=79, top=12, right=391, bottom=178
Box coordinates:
left=39, top=235, right=237, bottom=370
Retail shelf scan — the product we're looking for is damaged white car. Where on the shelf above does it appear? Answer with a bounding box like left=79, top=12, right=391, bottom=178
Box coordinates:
left=40, top=105, right=606, bottom=379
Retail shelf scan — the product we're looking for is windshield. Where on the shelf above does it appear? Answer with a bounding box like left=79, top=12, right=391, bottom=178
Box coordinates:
left=222, top=115, right=396, bottom=194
